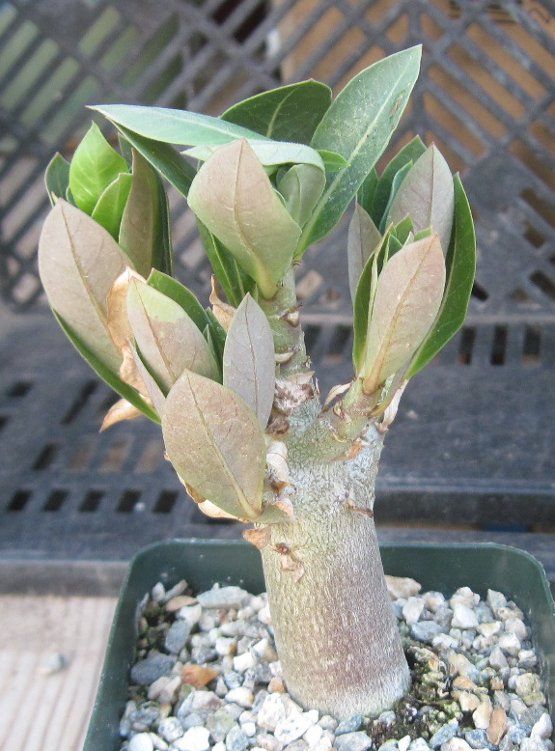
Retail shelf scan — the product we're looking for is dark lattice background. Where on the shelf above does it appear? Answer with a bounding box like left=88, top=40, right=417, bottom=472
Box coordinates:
left=1, top=0, right=555, bottom=574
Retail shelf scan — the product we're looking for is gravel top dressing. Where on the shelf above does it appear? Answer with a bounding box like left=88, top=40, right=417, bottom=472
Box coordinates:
left=119, top=578, right=552, bottom=751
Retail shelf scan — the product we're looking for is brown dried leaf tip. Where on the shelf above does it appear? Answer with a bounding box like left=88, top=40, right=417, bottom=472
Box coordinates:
left=274, top=542, right=305, bottom=582
left=243, top=526, right=272, bottom=550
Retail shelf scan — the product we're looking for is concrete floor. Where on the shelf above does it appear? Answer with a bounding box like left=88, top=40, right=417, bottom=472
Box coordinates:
left=0, top=594, right=116, bottom=750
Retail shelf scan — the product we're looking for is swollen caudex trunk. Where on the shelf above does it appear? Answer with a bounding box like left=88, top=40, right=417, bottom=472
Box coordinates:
left=260, top=411, right=410, bottom=718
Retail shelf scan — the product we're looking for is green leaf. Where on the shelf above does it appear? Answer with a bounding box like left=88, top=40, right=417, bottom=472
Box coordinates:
left=184, top=139, right=325, bottom=172
left=371, top=135, right=426, bottom=224
left=156, top=176, right=173, bottom=275
left=221, top=80, right=332, bottom=144
left=318, top=149, right=348, bottom=171
left=131, top=345, right=166, bottom=417
left=300, top=46, right=422, bottom=252
left=205, top=308, right=227, bottom=362
left=379, top=160, right=413, bottom=233
left=147, top=269, right=210, bottom=334
left=127, top=278, right=219, bottom=392
left=277, top=164, right=326, bottom=228
left=119, top=149, right=172, bottom=277
left=197, top=221, right=254, bottom=307
left=69, top=122, right=128, bottom=214
left=91, top=172, right=132, bottom=238
left=347, top=203, right=381, bottom=303
left=91, top=103, right=266, bottom=147
left=188, top=140, right=301, bottom=299
left=44, top=153, right=70, bottom=206
left=357, top=168, right=378, bottom=216
left=223, top=294, right=275, bottom=429
left=387, top=144, right=455, bottom=254
left=393, top=216, right=413, bottom=245
left=361, top=235, right=446, bottom=393
left=54, top=311, right=159, bottom=423
left=407, top=176, right=476, bottom=377
left=352, top=234, right=386, bottom=371
left=38, top=200, right=129, bottom=371
left=162, top=370, right=266, bottom=520
left=115, top=126, right=196, bottom=198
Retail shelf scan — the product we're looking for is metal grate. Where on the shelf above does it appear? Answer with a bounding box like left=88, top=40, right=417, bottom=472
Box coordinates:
left=0, top=0, right=554, bottom=565
left=0, top=0, right=553, bottom=320
left=1, top=312, right=554, bottom=562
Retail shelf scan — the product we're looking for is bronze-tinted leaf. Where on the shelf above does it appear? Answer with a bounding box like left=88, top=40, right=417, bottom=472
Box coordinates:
left=127, top=278, right=219, bottom=391
left=163, top=370, right=266, bottom=520
left=187, top=139, right=301, bottom=299
left=362, top=235, right=446, bottom=393
left=223, top=294, right=275, bottom=429
left=100, top=398, right=142, bottom=432
left=387, top=145, right=454, bottom=254
left=38, top=200, right=129, bottom=371
left=347, top=203, right=381, bottom=303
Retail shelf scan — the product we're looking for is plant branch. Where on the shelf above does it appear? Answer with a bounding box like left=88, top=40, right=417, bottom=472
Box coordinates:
left=259, top=266, right=309, bottom=377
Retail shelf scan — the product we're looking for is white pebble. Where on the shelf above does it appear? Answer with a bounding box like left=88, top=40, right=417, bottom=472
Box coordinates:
left=504, top=617, right=527, bottom=640
left=531, top=713, right=553, bottom=740
left=129, top=734, right=154, bottom=751
left=226, top=686, right=254, bottom=708
left=452, top=603, right=479, bottom=630
left=173, top=726, right=210, bottom=751
left=233, top=651, right=256, bottom=672
left=498, top=632, right=521, bottom=656
left=385, top=575, right=421, bottom=600
left=399, top=735, right=411, bottom=751
left=441, top=740, right=472, bottom=751
left=403, top=597, right=424, bottom=625
left=274, top=709, right=318, bottom=744
left=178, top=603, right=202, bottom=627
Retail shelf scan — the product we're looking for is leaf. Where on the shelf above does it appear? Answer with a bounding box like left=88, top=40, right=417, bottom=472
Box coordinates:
left=69, top=122, right=128, bottom=214
left=38, top=200, right=129, bottom=371
left=147, top=269, right=210, bottom=333
left=44, top=153, right=70, bottom=206
left=379, top=160, right=413, bottom=233
left=91, top=103, right=266, bottom=146
left=300, top=46, right=422, bottom=252
left=91, top=172, right=132, bottom=238
left=106, top=268, right=136, bottom=352
left=205, top=309, right=227, bottom=363
left=100, top=398, right=142, bottom=432
left=223, top=294, right=275, bottom=429
left=371, top=135, right=426, bottom=223
left=127, top=278, right=219, bottom=392
left=119, top=149, right=173, bottom=277
left=277, top=164, right=326, bottom=228
left=162, top=370, right=266, bottom=520
left=387, top=144, right=454, bottom=254
left=115, top=126, right=196, bottom=198
left=197, top=221, right=254, bottom=307
left=221, top=80, right=332, bottom=144
left=131, top=345, right=166, bottom=416
left=184, top=140, right=325, bottom=172
left=187, top=140, right=301, bottom=299
left=347, top=203, right=381, bottom=303
left=209, top=277, right=236, bottom=331
left=53, top=312, right=159, bottom=423
left=318, top=149, right=348, bottom=171
left=361, top=235, right=446, bottom=393
left=156, top=179, right=173, bottom=276
left=407, top=176, right=476, bottom=377
left=357, top=168, right=379, bottom=217
left=393, top=216, right=413, bottom=245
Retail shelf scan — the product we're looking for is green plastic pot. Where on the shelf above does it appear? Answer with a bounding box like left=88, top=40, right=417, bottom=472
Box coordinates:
left=85, top=541, right=555, bottom=750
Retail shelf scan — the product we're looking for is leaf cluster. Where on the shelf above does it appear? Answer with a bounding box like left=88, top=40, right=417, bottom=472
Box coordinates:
left=38, top=45, right=476, bottom=525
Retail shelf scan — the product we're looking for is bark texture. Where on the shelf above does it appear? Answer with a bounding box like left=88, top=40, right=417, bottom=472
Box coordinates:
left=260, top=406, right=410, bottom=718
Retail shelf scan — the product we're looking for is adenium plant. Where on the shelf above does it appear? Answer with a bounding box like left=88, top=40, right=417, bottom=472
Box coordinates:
left=38, top=46, right=476, bottom=718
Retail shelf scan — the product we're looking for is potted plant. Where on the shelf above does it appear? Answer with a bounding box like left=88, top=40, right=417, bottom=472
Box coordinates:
left=37, top=45, right=552, bottom=750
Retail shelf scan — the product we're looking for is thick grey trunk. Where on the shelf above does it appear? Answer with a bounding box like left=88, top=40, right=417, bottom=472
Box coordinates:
left=260, top=422, right=410, bottom=718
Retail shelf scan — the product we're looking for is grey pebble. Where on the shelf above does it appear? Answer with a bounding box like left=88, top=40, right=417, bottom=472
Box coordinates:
left=335, top=713, right=363, bottom=735
left=411, top=621, right=446, bottom=644
left=335, top=731, right=373, bottom=751
left=130, top=652, right=175, bottom=686
left=429, top=721, right=459, bottom=749
left=165, top=620, right=191, bottom=654
left=225, top=725, right=249, bottom=751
